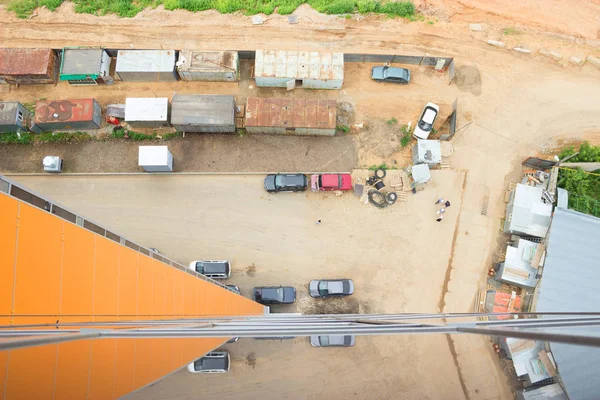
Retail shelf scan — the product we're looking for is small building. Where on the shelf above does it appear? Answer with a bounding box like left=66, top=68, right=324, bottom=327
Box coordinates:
left=504, top=184, right=552, bottom=238
left=245, top=98, right=336, bottom=136
left=254, top=50, right=344, bottom=89
left=516, top=384, right=568, bottom=400
left=412, top=140, right=442, bottom=165
left=176, top=50, right=239, bottom=82
left=0, top=102, right=31, bottom=134
left=497, top=238, right=541, bottom=288
left=31, top=98, right=102, bottom=133
left=138, top=146, right=173, bottom=172
left=502, top=339, right=554, bottom=386
left=59, top=48, right=112, bottom=85
left=125, top=98, right=169, bottom=128
left=411, top=163, right=431, bottom=184
left=116, top=50, right=177, bottom=82
left=0, top=48, right=59, bottom=85
left=170, top=94, right=235, bottom=133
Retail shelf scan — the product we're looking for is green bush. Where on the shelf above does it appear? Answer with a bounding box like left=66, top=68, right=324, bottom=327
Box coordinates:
left=0, top=132, right=34, bottom=144
left=162, top=132, right=183, bottom=140
left=386, top=117, right=398, bottom=125
left=336, top=125, right=350, bottom=133
left=129, top=131, right=157, bottom=141
left=381, top=1, right=414, bottom=17
left=558, top=142, right=600, bottom=162
left=357, top=0, right=377, bottom=13
left=38, top=131, right=91, bottom=142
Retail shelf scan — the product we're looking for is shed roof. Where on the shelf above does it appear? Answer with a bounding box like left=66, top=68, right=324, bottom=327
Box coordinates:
left=60, top=48, right=105, bottom=76
left=0, top=102, right=20, bottom=125
left=34, top=98, right=97, bottom=124
left=125, top=98, right=169, bottom=122
left=254, top=50, right=343, bottom=80
left=536, top=208, right=600, bottom=400
left=177, top=50, right=238, bottom=73
left=116, top=50, right=176, bottom=73
left=245, top=98, right=336, bottom=129
left=0, top=48, right=54, bottom=75
left=499, top=238, right=539, bottom=287
left=170, top=95, right=234, bottom=126
left=414, top=140, right=442, bottom=164
left=507, top=184, right=552, bottom=237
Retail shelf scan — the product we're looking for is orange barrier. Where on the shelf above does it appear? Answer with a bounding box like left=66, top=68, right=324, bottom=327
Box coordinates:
left=0, top=191, right=264, bottom=325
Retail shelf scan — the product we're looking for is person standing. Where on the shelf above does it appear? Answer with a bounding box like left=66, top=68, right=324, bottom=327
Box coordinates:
left=435, top=197, right=445, bottom=205
left=444, top=200, right=451, bottom=208
left=436, top=215, right=444, bottom=222
left=437, top=208, right=445, bottom=215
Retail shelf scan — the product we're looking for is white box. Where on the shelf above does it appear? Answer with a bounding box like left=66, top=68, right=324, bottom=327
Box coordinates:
left=138, top=146, right=173, bottom=172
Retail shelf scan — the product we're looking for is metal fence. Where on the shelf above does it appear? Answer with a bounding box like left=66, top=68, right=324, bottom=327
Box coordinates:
left=344, top=53, right=453, bottom=68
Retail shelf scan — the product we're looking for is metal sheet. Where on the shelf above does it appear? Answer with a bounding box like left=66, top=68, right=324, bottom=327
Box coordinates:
left=255, top=50, right=343, bottom=81
left=0, top=48, right=57, bottom=84
left=60, top=49, right=104, bottom=76
left=245, top=97, right=336, bottom=130
left=34, top=98, right=101, bottom=130
left=170, top=94, right=235, bottom=132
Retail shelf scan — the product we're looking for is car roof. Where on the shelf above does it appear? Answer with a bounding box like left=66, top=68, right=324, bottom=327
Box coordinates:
left=326, top=281, right=344, bottom=293
left=422, top=108, right=437, bottom=124
left=387, top=67, right=408, bottom=77
left=280, top=174, right=305, bottom=186
left=258, top=287, right=281, bottom=299
left=320, top=174, right=340, bottom=186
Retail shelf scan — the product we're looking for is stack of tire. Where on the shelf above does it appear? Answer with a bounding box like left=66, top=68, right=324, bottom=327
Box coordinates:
left=368, top=169, right=397, bottom=208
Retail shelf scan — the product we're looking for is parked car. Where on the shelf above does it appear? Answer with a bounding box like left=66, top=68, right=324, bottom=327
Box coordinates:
left=310, top=335, right=355, bottom=347
left=309, top=279, right=354, bottom=298
left=252, top=286, right=296, bottom=304
left=149, top=248, right=160, bottom=254
left=413, top=102, right=440, bottom=140
left=371, top=66, right=410, bottom=84
left=187, top=352, right=230, bottom=373
left=264, top=174, right=308, bottom=193
left=188, top=260, right=230, bottom=279
left=226, top=337, right=239, bottom=343
left=253, top=336, right=296, bottom=341
left=310, top=174, right=352, bottom=191
left=226, top=285, right=241, bottom=295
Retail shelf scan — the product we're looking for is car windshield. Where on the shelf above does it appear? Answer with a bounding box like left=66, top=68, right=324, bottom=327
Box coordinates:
left=318, top=281, right=329, bottom=296
left=319, top=336, right=330, bottom=346
left=195, top=262, right=204, bottom=274
left=382, top=67, right=390, bottom=78
left=274, top=175, right=284, bottom=188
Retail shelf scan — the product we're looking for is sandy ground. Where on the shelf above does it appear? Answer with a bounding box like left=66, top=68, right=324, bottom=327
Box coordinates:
left=12, top=172, right=466, bottom=399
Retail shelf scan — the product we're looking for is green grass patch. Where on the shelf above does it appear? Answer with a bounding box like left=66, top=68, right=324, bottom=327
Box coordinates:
left=38, top=131, right=92, bottom=142
left=161, top=131, right=183, bottom=140
left=386, top=117, right=398, bottom=125
left=503, top=27, right=521, bottom=35
left=368, top=162, right=396, bottom=171
left=336, top=124, right=350, bottom=133
left=400, top=123, right=412, bottom=147
left=0, top=132, right=34, bottom=144
left=8, top=0, right=416, bottom=19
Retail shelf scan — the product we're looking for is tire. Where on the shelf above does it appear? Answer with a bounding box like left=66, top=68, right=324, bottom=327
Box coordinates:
left=368, top=189, right=388, bottom=208
left=374, top=180, right=385, bottom=190
left=386, top=192, right=398, bottom=205
left=374, top=169, right=386, bottom=179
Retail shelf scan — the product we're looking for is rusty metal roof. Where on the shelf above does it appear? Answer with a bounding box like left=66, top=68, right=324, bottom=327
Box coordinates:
left=245, top=98, right=336, bottom=129
left=254, top=50, right=343, bottom=81
left=0, top=48, right=54, bottom=75
left=34, top=99, right=97, bottom=124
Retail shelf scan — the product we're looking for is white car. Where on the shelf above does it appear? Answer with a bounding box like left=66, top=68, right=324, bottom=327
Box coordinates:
left=187, top=352, right=230, bottom=373
left=412, top=102, right=440, bottom=140
left=188, top=260, right=230, bottom=279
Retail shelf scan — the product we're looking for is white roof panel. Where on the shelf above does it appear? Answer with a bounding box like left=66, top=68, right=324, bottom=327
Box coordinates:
left=125, top=98, right=169, bottom=122
left=138, top=146, right=171, bottom=166
left=255, top=49, right=344, bottom=80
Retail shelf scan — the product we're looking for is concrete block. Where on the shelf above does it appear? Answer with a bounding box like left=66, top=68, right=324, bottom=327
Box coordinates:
left=569, top=56, right=583, bottom=66
left=539, top=49, right=562, bottom=60
left=587, top=55, right=600, bottom=68
left=513, top=47, right=532, bottom=54
left=470, top=24, right=483, bottom=31
left=487, top=40, right=505, bottom=47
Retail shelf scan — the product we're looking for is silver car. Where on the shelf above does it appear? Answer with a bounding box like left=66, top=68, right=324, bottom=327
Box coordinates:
left=310, top=335, right=355, bottom=347
left=187, top=351, right=230, bottom=373
left=309, top=279, right=354, bottom=298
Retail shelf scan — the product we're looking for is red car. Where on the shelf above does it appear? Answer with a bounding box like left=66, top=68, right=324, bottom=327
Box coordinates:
left=311, top=174, right=352, bottom=191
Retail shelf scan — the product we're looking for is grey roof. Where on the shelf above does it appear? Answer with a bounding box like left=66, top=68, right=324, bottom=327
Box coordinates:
left=0, top=102, right=19, bottom=125
left=536, top=208, right=600, bottom=400
left=61, top=48, right=104, bottom=75
left=516, top=384, right=568, bottom=400
left=170, top=95, right=234, bottom=127
left=255, top=50, right=344, bottom=80
left=506, top=184, right=552, bottom=237
left=116, top=50, right=176, bottom=73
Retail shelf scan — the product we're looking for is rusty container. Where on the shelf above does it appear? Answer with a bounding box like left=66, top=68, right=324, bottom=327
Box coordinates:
left=32, top=98, right=102, bottom=132
left=0, top=48, right=59, bottom=85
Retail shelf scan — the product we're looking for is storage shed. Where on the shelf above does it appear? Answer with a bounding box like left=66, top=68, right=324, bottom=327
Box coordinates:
left=125, top=98, right=169, bottom=127
left=503, top=184, right=552, bottom=237
left=254, top=50, right=344, bottom=89
left=170, top=95, right=235, bottom=133
left=138, top=146, right=173, bottom=172
left=0, top=48, right=59, bottom=85
left=31, top=98, right=102, bottom=133
left=59, top=48, right=112, bottom=85
left=116, top=50, right=177, bottom=82
left=412, top=140, right=442, bottom=165
left=176, top=50, right=239, bottom=81
left=245, top=98, right=336, bottom=136
left=497, top=238, right=541, bottom=288
left=0, top=102, right=31, bottom=133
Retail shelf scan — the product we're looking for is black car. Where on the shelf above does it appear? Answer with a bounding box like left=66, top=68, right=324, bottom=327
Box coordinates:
left=371, top=66, right=411, bottom=84
left=264, top=174, right=308, bottom=193
left=252, top=286, right=296, bottom=304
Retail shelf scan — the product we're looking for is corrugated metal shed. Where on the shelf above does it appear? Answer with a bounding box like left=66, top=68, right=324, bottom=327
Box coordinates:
left=60, top=48, right=110, bottom=81
left=0, top=102, right=30, bottom=133
left=170, top=95, right=235, bottom=133
left=125, top=98, right=169, bottom=127
left=504, top=184, right=552, bottom=237
left=245, top=98, right=336, bottom=135
left=536, top=208, right=600, bottom=400
left=32, top=98, right=102, bottom=131
left=254, top=50, right=343, bottom=89
left=176, top=50, right=239, bottom=81
left=116, top=50, right=177, bottom=82
left=0, top=48, right=58, bottom=84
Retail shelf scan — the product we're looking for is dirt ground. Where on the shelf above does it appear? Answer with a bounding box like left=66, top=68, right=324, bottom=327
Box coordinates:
left=2, top=1, right=600, bottom=399
left=12, top=172, right=466, bottom=400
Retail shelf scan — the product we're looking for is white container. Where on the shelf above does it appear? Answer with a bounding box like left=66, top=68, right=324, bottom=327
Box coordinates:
left=43, top=156, right=62, bottom=173
left=125, top=98, right=169, bottom=127
left=138, top=146, right=173, bottom=172
left=116, top=50, right=177, bottom=82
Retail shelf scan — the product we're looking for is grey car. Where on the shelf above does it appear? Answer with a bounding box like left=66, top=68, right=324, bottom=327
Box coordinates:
left=226, top=285, right=241, bottom=295
left=371, top=66, right=410, bottom=84
left=264, top=173, right=308, bottom=193
left=252, top=286, right=296, bottom=304
left=187, top=351, right=230, bottom=373
left=310, top=335, right=355, bottom=347
left=309, top=279, right=354, bottom=298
